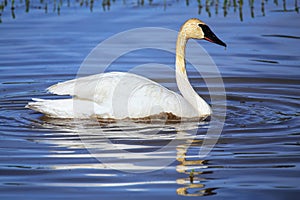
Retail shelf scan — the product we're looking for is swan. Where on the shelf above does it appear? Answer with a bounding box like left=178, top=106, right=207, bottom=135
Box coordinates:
left=26, top=18, right=226, bottom=120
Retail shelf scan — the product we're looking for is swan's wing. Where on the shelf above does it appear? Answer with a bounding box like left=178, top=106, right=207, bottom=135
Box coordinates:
left=29, top=71, right=200, bottom=118
left=47, top=72, right=160, bottom=104
left=48, top=72, right=112, bottom=96
left=46, top=71, right=198, bottom=118
left=124, top=83, right=198, bottom=118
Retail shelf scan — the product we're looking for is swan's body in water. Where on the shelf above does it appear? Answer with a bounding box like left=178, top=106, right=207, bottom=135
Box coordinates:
left=27, top=18, right=226, bottom=120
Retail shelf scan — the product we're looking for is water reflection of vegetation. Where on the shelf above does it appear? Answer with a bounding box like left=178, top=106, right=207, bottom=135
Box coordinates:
left=0, top=0, right=298, bottom=23
left=176, top=136, right=217, bottom=196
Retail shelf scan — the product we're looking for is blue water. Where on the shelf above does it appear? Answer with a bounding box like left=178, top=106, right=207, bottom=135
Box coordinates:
left=0, top=1, right=300, bottom=199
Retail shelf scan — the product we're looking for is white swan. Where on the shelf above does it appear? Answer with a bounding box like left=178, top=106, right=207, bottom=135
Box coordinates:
left=27, top=18, right=226, bottom=120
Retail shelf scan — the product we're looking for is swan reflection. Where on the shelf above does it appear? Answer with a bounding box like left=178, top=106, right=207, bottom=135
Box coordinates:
left=37, top=117, right=216, bottom=196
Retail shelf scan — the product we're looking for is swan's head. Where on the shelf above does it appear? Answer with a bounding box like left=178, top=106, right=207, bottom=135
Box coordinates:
left=181, top=18, right=227, bottom=47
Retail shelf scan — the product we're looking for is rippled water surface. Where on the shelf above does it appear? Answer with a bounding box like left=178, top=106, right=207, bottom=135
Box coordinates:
left=0, top=1, right=300, bottom=199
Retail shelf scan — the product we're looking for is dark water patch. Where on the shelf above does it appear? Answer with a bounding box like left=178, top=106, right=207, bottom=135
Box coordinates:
left=251, top=59, right=279, bottom=64
left=262, top=34, right=300, bottom=40
left=234, top=53, right=298, bottom=62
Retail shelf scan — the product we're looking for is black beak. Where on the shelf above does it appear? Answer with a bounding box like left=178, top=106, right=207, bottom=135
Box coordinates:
left=199, top=24, right=227, bottom=47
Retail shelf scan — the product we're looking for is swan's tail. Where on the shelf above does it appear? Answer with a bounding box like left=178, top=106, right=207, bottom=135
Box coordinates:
left=26, top=98, right=103, bottom=118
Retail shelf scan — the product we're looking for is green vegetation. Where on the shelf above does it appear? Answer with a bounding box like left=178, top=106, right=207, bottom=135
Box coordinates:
left=189, top=169, right=195, bottom=183
left=0, top=0, right=299, bottom=23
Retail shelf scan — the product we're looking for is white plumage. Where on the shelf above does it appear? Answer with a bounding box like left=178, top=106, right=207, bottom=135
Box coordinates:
left=29, top=72, right=197, bottom=119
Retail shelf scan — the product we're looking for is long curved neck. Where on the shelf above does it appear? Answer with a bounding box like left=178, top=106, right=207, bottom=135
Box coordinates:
left=175, top=30, right=212, bottom=116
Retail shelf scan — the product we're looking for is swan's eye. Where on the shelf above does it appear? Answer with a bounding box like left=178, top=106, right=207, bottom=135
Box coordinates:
left=198, top=24, right=209, bottom=32
left=198, top=24, right=214, bottom=36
